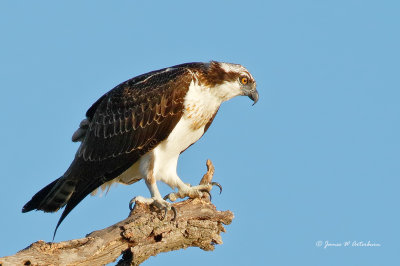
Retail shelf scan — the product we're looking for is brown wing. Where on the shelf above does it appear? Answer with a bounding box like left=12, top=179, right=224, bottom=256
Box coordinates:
left=53, top=64, right=202, bottom=234
left=79, top=70, right=190, bottom=161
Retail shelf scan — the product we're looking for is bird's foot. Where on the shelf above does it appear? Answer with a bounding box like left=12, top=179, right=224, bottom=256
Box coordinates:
left=164, top=182, right=222, bottom=202
left=129, top=196, right=177, bottom=220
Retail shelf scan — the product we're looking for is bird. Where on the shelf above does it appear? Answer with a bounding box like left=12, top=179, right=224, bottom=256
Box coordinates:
left=22, top=61, right=258, bottom=238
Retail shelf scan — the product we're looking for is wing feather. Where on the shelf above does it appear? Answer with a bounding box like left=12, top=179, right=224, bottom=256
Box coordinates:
left=78, top=68, right=190, bottom=162
left=52, top=66, right=196, bottom=235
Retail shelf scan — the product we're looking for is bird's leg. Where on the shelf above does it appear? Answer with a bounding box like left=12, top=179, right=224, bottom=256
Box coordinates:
left=164, top=159, right=222, bottom=202
left=129, top=176, right=176, bottom=220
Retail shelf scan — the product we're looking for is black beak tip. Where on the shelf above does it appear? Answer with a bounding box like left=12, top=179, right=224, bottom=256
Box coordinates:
left=250, top=90, right=259, bottom=106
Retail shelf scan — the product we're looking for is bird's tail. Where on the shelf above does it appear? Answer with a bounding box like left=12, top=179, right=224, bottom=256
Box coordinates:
left=22, top=172, right=104, bottom=239
left=22, top=176, right=77, bottom=213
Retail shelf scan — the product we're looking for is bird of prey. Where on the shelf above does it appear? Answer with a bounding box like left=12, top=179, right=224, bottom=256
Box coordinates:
left=22, top=61, right=258, bottom=237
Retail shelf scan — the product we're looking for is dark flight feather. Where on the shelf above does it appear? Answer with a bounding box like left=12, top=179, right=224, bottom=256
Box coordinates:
left=23, top=63, right=211, bottom=237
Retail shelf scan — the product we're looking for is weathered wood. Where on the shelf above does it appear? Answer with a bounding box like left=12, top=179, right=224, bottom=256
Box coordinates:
left=0, top=160, right=234, bottom=266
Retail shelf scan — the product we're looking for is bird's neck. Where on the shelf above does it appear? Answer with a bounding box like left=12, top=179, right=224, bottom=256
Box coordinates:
left=183, top=80, right=222, bottom=130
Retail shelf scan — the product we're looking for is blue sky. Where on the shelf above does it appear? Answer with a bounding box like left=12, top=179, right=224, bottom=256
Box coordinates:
left=1, top=1, right=399, bottom=265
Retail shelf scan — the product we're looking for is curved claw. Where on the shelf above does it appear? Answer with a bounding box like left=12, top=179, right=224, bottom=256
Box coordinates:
left=162, top=206, right=177, bottom=221
left=211, top=182, right=223, bottom=194
left=200, top=190, right=212, bottom=201
left=171, top=206, right=177, bottom=221
left=163, top=193, right=171, bottom=201
left=129, top=198, right=135, bottom=211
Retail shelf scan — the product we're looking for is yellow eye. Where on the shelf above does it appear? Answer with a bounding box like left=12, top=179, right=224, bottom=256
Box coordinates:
left=240, top=77, right=248, bottom=85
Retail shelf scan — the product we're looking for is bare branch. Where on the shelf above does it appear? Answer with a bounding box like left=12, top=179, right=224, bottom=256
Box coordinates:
left=0, top=160, right=234, bottom=266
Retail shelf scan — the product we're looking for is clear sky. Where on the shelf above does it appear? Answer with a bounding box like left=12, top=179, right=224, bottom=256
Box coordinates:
left=0, top=1, right=399, bottom=265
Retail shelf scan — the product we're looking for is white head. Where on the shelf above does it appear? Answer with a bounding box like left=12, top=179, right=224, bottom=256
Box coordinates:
left=199, top=61, right=258, bottom=104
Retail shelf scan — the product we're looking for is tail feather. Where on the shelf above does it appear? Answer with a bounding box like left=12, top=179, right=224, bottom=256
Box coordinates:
left=23, top=174, right=107, bottom=239
left=53, top=177, right=103, bottom=239
left=22, top=177, right=77, bottom=213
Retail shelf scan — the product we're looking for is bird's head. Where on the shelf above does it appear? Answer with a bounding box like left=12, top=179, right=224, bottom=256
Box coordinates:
left=201, top=61, right=259, bottom=105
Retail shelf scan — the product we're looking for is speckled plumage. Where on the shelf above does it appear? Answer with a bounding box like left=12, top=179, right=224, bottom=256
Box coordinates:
left=22, top=61, right=258, bottom=237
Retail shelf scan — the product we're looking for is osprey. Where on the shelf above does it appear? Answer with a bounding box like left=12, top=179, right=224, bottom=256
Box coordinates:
left=22, top=61, right=258, bottom=237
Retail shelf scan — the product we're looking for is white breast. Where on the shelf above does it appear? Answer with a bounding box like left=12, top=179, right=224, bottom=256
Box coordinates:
left=98, top=79, right=224, bottom=192
left=151, top=79, right=222, bottom=187
left=151, top=117, right=204, bottom=183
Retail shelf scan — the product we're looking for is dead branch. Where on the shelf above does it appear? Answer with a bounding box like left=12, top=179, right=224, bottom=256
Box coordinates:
left=0, top=160, right=234, bottom=266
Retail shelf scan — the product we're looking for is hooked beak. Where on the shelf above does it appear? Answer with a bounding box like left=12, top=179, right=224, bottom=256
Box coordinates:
left=243, top=86, right=259, bottom=105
